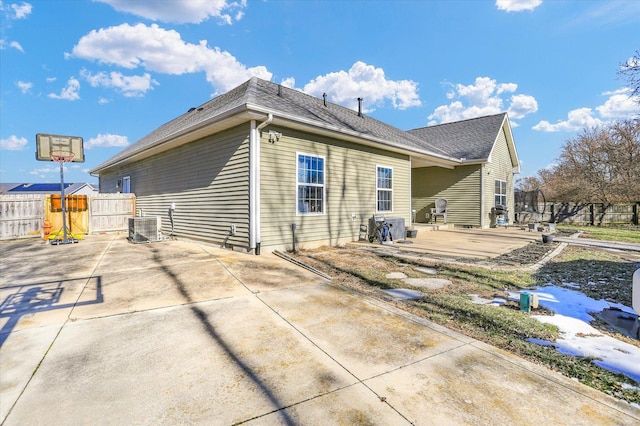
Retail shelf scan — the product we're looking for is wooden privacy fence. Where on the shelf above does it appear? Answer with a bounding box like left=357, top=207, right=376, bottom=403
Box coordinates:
left=0, top=193, right=136, bottom=240
left=515, top=202, right=640, bottom=226
left=0, top=195, right=44, bottom=240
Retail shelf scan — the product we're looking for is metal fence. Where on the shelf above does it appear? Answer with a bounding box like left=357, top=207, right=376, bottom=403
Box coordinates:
left=515, top=202, right=639, bottom=226
left=0, top=193, right=136, bottom=240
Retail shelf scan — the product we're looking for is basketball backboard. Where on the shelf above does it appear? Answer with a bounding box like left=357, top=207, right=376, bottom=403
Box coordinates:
left=36, top=133, right=84, bottom=163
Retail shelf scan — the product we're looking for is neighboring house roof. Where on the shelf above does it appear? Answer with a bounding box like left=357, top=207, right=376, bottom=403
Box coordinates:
left=407, top=113, right=520, bottom=169
left=91, top=77, right=462, bottom=174
left=0, top=183, right=97, bottom=195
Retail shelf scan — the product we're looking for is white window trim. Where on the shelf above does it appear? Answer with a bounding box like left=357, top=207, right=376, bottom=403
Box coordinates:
left=494, top=179, right=507, bottom=207
left=376, top=165, right=393, bottom=213
left=296, top=152, right=326, bottom=216
left=122, top=176, right=131, bottom=194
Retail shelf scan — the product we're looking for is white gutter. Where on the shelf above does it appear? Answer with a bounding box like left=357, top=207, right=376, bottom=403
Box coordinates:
left=90, top=104, right=263, bottom=174
left=245, top=103, right=461, bottom=166
left=250, top=113, right=273, bottom=253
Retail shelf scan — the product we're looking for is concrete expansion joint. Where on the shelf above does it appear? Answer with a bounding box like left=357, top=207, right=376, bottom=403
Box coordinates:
left=2, top=237, right=117, bottom=423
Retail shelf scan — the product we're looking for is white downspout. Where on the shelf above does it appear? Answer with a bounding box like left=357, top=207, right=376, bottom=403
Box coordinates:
left=480, top=163, right=485, bottom=228
left=250, top=113, right=273, bottom=254
left=408, top=156, right=413, bottom=228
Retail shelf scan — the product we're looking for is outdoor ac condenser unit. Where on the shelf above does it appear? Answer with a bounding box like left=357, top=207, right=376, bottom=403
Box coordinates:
left=128, top=217, right=161, bottom=243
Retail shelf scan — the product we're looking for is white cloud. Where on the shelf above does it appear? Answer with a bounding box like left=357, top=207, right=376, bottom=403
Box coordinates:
left=96, top=0, right=247, bottom=24
left=596, top=88, right=639, bottom=118
left=302, top=61, right=421, bottom=112
left=46, top=76, right=56, bottom=83
left=0, top=135, right=28, bottom=150
left=496, top=0, right=542, bottom=13
left=564, top=1, right=640, bottom=28
left=0, top=39, right=24, bottom=52
left=30, top=166, right=66, bottom=176
left=532, top=108, right=604, bottom=132
left=428, top=76, right=538, bottom=124
left=48, top=77, right=80, bottom=100
left=9, top=40, right=23, bottom=51
left=85, top=133, right=130, bottom=149
left=508, top=94, right=539, bottom=119
left=16, top=80, right=32, bottom=93
left=69, top=23, right=271, bottom=94
left=10, top=1, right=32, bottom=19
left=533, top=89, right=640, bottom=132
left=280, top=77, right=296, bottom=89
left=81, top=69, right=158, bottom=97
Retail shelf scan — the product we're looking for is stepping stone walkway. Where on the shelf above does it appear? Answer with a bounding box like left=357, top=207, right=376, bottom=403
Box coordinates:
left=386, top=271, right=452, bottom=290
left=414, top=267, right=437, bottom=275
left=383, top=288, right=424, bottom=300
left=403, top=278, right=452, bottom=289
left=386, top=272, right=408, bottom=279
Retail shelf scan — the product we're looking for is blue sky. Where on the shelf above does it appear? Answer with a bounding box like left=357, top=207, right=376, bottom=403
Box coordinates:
left=1, top=0, right=639, bottom=185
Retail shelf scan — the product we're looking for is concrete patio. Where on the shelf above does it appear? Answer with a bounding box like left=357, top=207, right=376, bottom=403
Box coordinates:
left=1, top=233, right=638, bottom=425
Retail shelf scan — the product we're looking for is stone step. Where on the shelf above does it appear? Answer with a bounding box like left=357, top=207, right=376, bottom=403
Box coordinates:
left=412, top=223, right=450, bottom=232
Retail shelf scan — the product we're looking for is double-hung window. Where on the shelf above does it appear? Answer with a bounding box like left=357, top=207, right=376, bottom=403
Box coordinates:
left=494, top=179, right=507, bottom=207
left=297, top=153, right=325, bottom=214
left=376, top=166, right=393, bottom=212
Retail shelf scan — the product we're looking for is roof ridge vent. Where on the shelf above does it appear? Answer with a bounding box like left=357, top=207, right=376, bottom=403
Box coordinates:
left=357, top=97, right=363, bottom=117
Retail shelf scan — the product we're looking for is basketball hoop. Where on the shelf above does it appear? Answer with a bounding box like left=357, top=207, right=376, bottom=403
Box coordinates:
left=50, top=150, right=75, bottom=163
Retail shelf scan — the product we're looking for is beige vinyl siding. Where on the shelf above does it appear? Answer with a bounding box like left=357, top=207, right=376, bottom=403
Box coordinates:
left=411, top=165, right=482, bottom=226
left=260, top=127, right=411, bottom=249
left=99, top=125, right=251, bottom=249
left=484, top=127, right=515, bottom=226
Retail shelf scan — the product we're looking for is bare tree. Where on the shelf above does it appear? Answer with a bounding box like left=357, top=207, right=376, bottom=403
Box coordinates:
left=619, top=50, right=640, bottom=102
left=535, top=119, right=640, bottom=203
left=515, top=176, right=542, bottom=192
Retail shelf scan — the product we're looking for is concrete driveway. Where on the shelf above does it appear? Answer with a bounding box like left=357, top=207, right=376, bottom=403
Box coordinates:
left=1, top=234, right=638, bottom=425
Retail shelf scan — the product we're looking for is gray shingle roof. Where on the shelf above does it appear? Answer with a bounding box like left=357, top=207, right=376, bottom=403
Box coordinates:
left=408, top=113, right=507, bottom=161
left=92, top=77, right=457, bottom=172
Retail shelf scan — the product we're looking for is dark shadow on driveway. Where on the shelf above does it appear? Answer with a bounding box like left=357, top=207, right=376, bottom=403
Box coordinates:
left=0, top=277, right=103, bottom=348
left=150, top=248, right=295, bottom=425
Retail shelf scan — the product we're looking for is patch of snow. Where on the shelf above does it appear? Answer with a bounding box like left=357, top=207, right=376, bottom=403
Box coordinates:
left=383, top=288, right=423, bottom=300
left=414, top=267, right=437, bottom=275
left=622, top=383, right=640, bottom=391
left=525, top=337, right=555, bottom=347
left=533, top=314, right=640, bottom=382
left=532, top=286, right=636, bottom=322
left=469, top=294, right=507, bottom=306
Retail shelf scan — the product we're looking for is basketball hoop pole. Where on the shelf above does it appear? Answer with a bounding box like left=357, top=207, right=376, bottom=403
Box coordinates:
left=50, top=150, right=75, bottom=244
left=35, top=134, right=83, bottom=245
left=59, top=159, right=69, bottom=244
